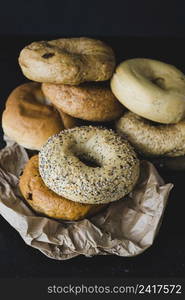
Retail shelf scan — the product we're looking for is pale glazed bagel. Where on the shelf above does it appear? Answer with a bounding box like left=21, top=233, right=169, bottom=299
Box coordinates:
left=42, top=83, right=124, bottom=122
left=39, top=126, right=140, bottom=204
left=19, top=155, right=106, bottom=221
left=116, top=111, right=185, bottom=157
left=18, top=37, right=115, bottom=85
left=111, top=58, right=185, bottom=124
left=2, top=82, right=64, bottom=150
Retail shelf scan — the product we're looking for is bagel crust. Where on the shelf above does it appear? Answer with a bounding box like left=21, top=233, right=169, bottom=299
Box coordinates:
left=116, top=111, right=185, bottom=157
left=58, top=110, right=79, bottom=129
left=39, top=126, right=140, bottom=204
left=18, top=37, right=115, bottom=85
left=111, top=58, right=185, bottom=124
left=42, top=83, right=124, bottom=122
left=19, top=155, right=106, bottom=220
left=2, top=82, right=63, bottom=150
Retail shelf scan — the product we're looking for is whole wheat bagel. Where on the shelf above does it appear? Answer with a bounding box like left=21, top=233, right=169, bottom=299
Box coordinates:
left=18, top=37, right=115, bottom=85
left=42, top=83, right=124, bottom=122
left=19, top=155, right=106, bottom=220
left=2, top=82, right=64, bottom=150
left=39, top=126, right=140, bottom=204
left=111, top=58, right=185, bottom=124
left=116, top=111, right=185, bottom=157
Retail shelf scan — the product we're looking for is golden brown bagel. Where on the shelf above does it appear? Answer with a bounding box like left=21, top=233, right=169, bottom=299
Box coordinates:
left=42, top=83, right=124, bottom=122
left=2, top=82, right=64, bottom=150
left=19, top=155, right=106, bottom=221
left=18, top=37, right=115, bottom=85
left=116, top=111, right=185, bottom=157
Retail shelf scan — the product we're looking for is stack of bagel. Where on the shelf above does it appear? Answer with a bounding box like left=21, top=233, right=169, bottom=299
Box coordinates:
left=111, top=59, right=185, bottom=170
left=1, top=36, right=185, bottom=221
left=1, top=37, right=140, bottom=221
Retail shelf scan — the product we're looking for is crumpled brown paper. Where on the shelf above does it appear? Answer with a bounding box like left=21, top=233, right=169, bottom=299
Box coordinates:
left=0, top=142, right=173, bottom=260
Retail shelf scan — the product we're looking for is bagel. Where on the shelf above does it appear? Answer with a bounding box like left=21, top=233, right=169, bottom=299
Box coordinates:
left=18, top=37, right=115, bottom=85
left=116, top=111, right=185, bottom=157
left=42, top=83, right=124, bottom=122
left=39, top=126, right=140, bottom=204
left=111, top=58, right=185, bottom=124
left=19, top=155, right=106, bottom=220
left=58, top=110, right=78, bottom=129
left=2, top=82, right=64, bottom=150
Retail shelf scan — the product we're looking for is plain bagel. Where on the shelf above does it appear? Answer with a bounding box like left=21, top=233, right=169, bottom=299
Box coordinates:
left=42, top=83, right=124, bottom=122
left=18, top=37, right=115, bottom=85
left=116, top=111, right=185, bottom=157
left=2, top=82, right=64, bottom=150
left=19, top=155, right=106, bottom=220
left=39, top=126, right=140, bottom=204
left=111, top=58, right=185, bottom=124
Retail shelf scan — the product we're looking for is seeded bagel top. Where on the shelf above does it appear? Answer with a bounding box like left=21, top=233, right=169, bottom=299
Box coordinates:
left=39, top=126, right=140, bottom=204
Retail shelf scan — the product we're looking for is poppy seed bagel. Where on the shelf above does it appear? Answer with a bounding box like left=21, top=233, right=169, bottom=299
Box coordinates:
left=39, top=126, right=140, bottom=204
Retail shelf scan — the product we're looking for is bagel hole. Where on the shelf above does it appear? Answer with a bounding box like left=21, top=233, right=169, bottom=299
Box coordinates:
left=42, top=53, right=55, bottom=59
left=27, top=193, right=33, bottom=201
left=151, top=77, right=165, bottom=89
left=76, top=153, right=101, bottom=168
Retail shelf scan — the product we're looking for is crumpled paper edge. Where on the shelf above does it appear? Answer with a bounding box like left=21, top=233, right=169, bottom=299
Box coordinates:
left=0, top=142, right=173, bottom=260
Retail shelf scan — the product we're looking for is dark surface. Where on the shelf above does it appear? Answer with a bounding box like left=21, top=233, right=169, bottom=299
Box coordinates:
left=0, top=36, right=185, bottom=278
left=0, top=0, right=185, bottom=36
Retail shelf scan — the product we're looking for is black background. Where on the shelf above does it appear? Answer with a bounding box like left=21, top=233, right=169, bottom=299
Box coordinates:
left=0, top=0, right=184, bottom=37
left=0, top=0, right=185, bottom=280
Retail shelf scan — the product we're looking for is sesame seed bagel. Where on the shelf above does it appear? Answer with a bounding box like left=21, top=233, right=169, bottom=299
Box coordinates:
left=39, top=126, right=140, bottom=204
left=18, top=37, right=115, bottom=85
left=2, top=82, right=64, bottom=150
left=111, top=58, right=185, bottom=124
left=42, top=83, right=124, bottom=122
left=19, top=155, right=106, bottom=221
left=116, top=111, right=185, bottom=157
